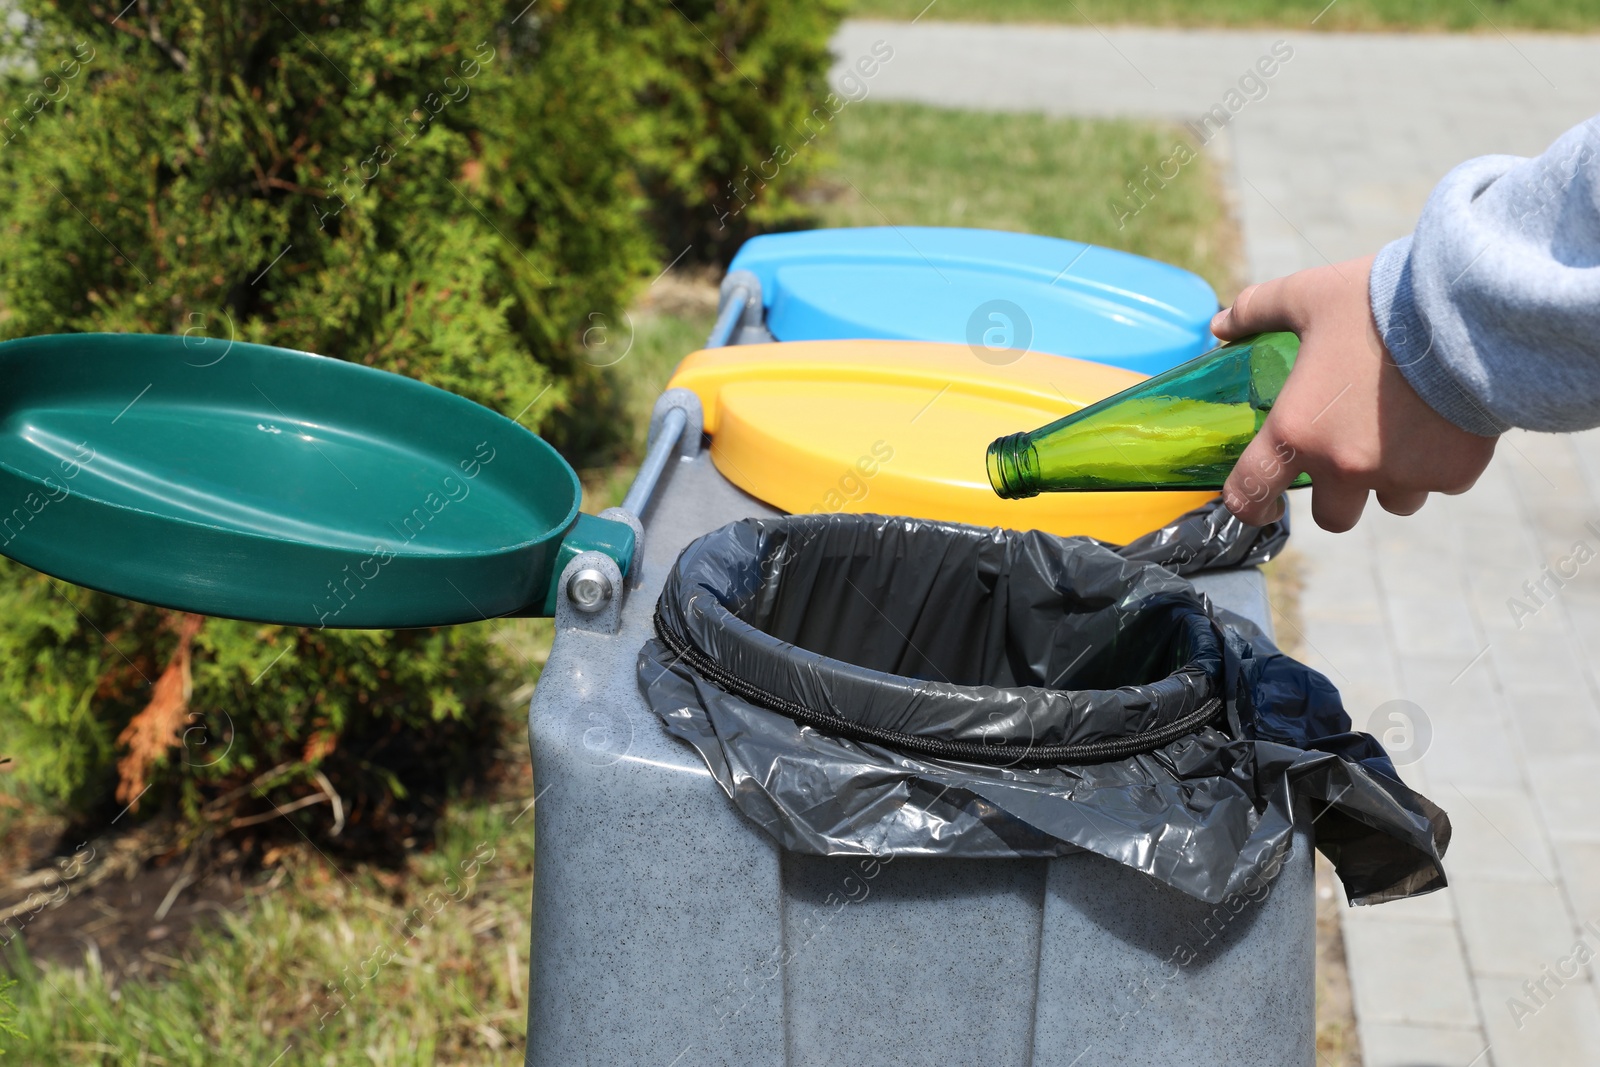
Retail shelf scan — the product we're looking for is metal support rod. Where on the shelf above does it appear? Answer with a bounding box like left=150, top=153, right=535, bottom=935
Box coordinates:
left=705, top=283, right=751, bottom=349
left=620, top=406, right=687, bottom=519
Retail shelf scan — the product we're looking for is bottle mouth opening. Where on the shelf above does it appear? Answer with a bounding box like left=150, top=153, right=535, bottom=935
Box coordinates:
left=986, top=432, right=1040, bottom=499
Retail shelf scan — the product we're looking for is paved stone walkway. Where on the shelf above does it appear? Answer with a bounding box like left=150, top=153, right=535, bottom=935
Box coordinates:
left=831, top=19, right=1600, bottom=1067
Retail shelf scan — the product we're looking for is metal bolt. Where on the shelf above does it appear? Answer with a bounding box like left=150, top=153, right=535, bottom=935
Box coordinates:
left=567, top=568, right=613, bottom=614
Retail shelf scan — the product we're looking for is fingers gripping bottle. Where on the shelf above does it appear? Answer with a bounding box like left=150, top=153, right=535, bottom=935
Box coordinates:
left=986, top=331, right=1312, bottom=495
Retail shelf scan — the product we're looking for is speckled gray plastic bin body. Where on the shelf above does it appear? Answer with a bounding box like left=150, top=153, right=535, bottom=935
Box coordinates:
left=526, top=447, right=1315, bottom=1067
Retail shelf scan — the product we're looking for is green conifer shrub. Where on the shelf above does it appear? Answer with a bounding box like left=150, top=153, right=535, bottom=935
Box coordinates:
left=0, top=0, right=838, bottom=844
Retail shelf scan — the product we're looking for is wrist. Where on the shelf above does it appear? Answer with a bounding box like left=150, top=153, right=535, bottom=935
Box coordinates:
left=1369, top=237, right=1507, bottom=437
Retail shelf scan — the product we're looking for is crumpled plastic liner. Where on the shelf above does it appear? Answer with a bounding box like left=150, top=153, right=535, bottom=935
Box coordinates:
left=637, top=511, right=1448, bottom=906
left=1114, top=494, right=1289, bottom=575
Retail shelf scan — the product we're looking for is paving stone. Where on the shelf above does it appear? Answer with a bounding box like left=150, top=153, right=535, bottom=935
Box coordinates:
left=1438, top=787, right=1560, bottom=885
left=1563, top=430, right=1600, bottom=502
left=1486, top=632, right=1593, bottom=696
left=1369, top=517, right=1465, bottom=568
left=1277, top=618, right=1395, bottom=694
left=1414, top=709, right=1525, bottom=793
left=1386, top=596, right=1484, bottom=660
left=1343, top=916, right=1480, bottom=1029
left=1553, top=842, right=1600, bottom=927
left=1450, top=463, right=1531, bottom=521
left=1452, top=879, right=1584, bottom=978
left=1398, top=655, right=1505, bottom=711
left=1297, top=563, right=1385, bottom=619
left=1526, top=757, right=1600, bottom=843
left=1517, top=513, right=1600, bottom=571
left=1467, top=568, right=1558, bottom=637
left=1503, top=687, right=1600, bottom=763
left=1461, top=527, right=1542, bottom=575
left=1358, top=1023, right=1493, bottom=1067
left=1548, top=604, right=1600, bottom=689
left=1344, top=884, right=1457, bottom=926
left=1478, top=975, right=1600, bottom=1067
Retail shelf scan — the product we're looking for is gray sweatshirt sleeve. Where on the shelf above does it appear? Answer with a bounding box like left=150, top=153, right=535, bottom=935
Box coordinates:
left=1368, top=116, right=1600, bottom=436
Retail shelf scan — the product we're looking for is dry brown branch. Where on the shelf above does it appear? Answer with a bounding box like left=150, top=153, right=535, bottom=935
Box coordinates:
left=113, top=613, right=205, bottom=808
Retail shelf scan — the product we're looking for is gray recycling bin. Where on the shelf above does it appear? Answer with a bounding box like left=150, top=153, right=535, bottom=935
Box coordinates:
left=524, top=392, right=1318, bottom=1067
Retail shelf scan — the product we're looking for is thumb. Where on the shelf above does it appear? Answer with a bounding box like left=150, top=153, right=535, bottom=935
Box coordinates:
left=1222, top=417, right=1300, bottom=526
left=1211, top=275, right=1300, bottom=341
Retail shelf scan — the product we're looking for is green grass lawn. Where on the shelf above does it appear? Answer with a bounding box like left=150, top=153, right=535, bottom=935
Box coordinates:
left=579, top=283, right=720, bottom=509
left=850, top=0, right=1600, bottom=31
left=814, top=101, right=1240, bottom=300
left=8, top=775, right=539, bottom=1065
left=3, top=102, right=1240, bottom=1065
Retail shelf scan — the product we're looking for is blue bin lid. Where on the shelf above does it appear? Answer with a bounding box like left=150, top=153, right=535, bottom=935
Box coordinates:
left=727, top=227, right=1219, bottom=376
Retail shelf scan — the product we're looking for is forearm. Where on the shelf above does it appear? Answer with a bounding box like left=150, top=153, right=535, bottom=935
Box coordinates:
left=1369, top=117, right=1600, bottom=435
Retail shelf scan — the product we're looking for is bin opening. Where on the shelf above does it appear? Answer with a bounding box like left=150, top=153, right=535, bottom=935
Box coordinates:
left=652, top=515, right=1227, bottom=768
left=726, top=523, right=1208, bottom=692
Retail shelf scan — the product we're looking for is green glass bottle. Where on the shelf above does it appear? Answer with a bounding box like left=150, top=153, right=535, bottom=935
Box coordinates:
left=987, top=331, right=1312, bottom=497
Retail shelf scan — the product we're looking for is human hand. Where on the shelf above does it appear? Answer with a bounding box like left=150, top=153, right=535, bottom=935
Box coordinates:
left=1213, top=254, right=1498, bottom=532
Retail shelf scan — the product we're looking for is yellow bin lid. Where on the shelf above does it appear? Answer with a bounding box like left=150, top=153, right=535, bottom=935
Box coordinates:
left=666, top=340, right=1216, bottom=544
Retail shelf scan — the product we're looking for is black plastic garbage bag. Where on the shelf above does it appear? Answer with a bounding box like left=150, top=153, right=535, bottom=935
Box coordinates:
left=637, top=513, right=1448, bottom=906
left=1114, top=494, right=1289, bottom=575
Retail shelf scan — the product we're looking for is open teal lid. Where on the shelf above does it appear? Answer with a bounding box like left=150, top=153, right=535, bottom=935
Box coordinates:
left=0, top=334, right=633, bottom=628
left=727, top=227, right=1218, bottom=376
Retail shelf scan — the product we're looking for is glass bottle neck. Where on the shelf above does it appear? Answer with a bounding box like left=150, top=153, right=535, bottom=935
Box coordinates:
left=987, top=432, right=1041, bottom=499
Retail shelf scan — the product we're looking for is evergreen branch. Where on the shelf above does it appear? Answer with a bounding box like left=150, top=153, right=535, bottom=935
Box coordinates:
left=87, top=0, right=190, bottom=72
